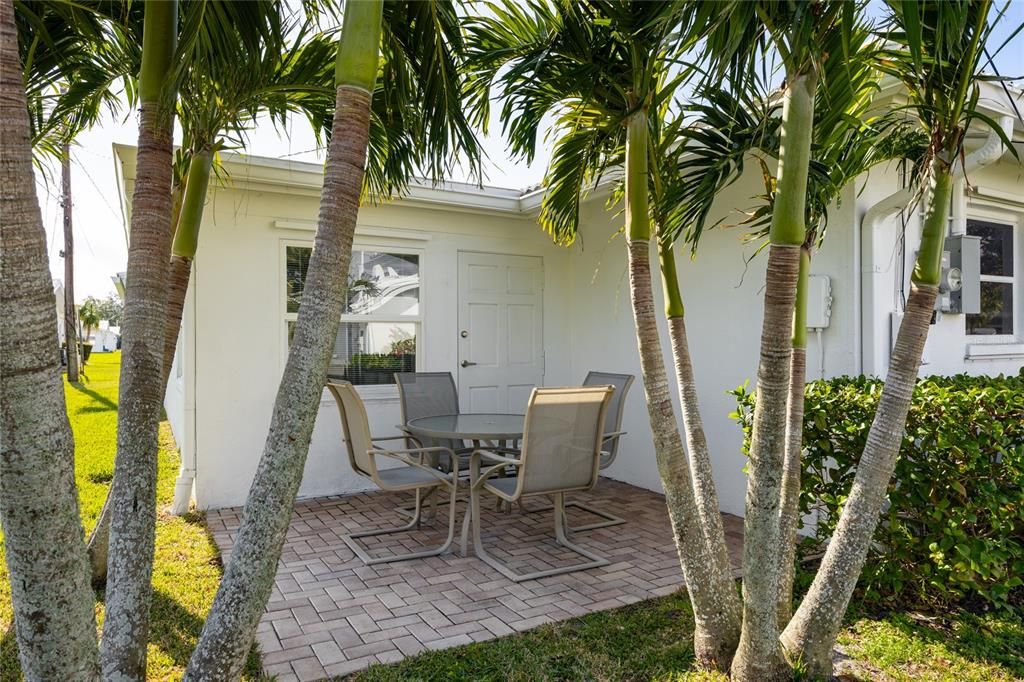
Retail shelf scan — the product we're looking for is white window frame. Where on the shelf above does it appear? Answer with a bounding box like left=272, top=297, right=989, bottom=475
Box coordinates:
left=279, top=238, right=425, bottom=399
left=964, top=209, right=1019, bottom=345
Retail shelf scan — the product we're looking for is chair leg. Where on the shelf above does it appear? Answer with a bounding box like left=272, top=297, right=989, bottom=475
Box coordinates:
left=561, top=500, right=627, bottom=532
left=518, top=496, right=627, bottom=532
left=469, top=489, right=609, bottom=583
left=343, top=485, right=458, bottom=566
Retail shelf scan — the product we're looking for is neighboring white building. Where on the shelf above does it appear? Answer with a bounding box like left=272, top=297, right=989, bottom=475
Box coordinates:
left=115, top=84, right=1024, bottom=515
left=90, top=321, right=120, bottom=352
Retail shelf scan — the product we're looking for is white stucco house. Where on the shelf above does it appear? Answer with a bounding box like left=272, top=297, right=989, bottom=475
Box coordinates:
left=115, top=83, right=1024, bottom=516
left=89, top=321, right=120, bottom=352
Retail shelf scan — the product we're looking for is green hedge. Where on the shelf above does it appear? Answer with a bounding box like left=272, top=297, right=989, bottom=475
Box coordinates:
left=731, top=372, right=1024, bottom=609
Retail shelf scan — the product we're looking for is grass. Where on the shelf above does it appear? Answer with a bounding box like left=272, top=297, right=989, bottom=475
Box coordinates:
left=0, top=352, right=260, bottom=681
left=347, top=586, right=1024, bottom=682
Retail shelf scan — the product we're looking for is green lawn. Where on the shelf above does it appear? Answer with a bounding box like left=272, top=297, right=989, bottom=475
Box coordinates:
left=347, top=589, right=1023, bottom=682
left=2, top=353, right=1021, bottom=681
left=0, top=352, right=260, bottom=681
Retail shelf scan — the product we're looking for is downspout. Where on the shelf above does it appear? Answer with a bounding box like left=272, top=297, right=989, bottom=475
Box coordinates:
left=856, top=115, right=1013, bottom=376
left=171, top=265, right=198, bottom=514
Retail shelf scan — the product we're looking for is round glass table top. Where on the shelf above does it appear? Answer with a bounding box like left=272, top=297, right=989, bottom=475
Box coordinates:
left=404, top=413, right=525, bottom=441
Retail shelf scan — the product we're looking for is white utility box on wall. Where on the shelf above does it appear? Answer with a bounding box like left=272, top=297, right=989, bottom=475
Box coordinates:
left=806, top=274, right=832, bottom=329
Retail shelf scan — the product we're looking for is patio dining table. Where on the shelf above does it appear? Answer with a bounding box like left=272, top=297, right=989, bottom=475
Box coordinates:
left=403, top=413, right=525, bottom=556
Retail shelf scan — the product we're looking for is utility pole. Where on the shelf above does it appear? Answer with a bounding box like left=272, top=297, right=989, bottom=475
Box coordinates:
left=62, top=141, right=79, bottom=382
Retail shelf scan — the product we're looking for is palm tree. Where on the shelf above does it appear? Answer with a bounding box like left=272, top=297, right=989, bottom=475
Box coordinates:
left=0, top=1, right=101, bottom=677
left=662, top=25, right=927, bottom=627
left=184, top=2, right=479, bottom=677
left=682, top=3, right=868, bottom=676
left=98, top=0, right=180, bottom=674
left=465, top=0, right=744, bottom=668
left=781, top=1, right=1017, bottom=675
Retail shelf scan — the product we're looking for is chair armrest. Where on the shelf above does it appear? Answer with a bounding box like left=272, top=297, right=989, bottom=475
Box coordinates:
left=370, top=445, right=459, bottom=480
left=602, top=431, right=626, bottom=443
left=472, top=448, right=521, bottom=466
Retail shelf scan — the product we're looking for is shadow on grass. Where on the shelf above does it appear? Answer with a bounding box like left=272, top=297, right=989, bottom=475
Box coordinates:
left=1, top=623, right=19, bottom=676
left=68, top=382, right=118, bottom=413
left=883, top=609, right=1024, bottom=677
left=192, top=512, right=263, bottom=678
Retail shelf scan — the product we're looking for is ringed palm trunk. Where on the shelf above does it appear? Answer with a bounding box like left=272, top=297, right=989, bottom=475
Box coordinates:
left=0, top=1, right=101, bottom=677
left=776, top=245, right=810, bottom=627
left=87, top=176, right=188, bottom=585
left=184, top=3, right=382, bottom=678
left=100, top=2, right=178, bottom=678
left=162, top=149, right=212, bottom=391
left=658, top=240, right=738, bottom=598
left=782, top=163, right=951, bottom=678
left=625, top=114, right=742, bottom=670
left=731, top=72, right=815, bottom=682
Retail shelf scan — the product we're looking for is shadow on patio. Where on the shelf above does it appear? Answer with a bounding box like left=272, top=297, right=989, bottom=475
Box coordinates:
left=206, top=479, right=743, bottom=681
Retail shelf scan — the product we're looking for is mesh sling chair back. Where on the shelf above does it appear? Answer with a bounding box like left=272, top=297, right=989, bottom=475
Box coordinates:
left=461, top=385, right=613, bottom=582
left=326, top=380, right=460, bottom=565
left=394, top=372, right=469, bottom=466
left=539, top=371, right=634, bottom=532
left=583, top=371, right=634, bottom=470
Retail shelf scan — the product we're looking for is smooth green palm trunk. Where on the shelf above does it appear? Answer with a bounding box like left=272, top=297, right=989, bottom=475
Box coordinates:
left=162, top=149, right=212, bottom=389
left=732, top=71, right=815, bottom=682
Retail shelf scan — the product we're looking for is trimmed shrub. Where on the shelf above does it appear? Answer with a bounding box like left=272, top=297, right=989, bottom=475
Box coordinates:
left=731, top=372, right=1024, bottom=609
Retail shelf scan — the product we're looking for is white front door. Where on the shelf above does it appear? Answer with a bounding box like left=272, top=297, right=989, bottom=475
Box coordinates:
left=457, top=252, right=544, bottom=413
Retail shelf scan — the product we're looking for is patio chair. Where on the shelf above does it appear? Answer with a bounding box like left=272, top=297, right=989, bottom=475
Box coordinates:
left=524, top=371, right=634, bottom=531
left=462, top=385, right=613, bottom=582
left=394, top=372, right=472, bottom=470
left=565, top=370, right=634, bottom=531
left=326, top=380, right=460, bottom=565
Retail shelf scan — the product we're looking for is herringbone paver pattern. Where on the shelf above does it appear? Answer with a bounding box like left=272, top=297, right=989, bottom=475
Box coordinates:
left=207, top=479, right=744, bottom=681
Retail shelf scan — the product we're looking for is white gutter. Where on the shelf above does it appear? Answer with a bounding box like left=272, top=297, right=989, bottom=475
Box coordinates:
left=856, top=115, right=1014, bottom=376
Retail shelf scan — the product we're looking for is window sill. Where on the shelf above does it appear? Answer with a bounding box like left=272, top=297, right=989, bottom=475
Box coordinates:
left=320, top=385, right=399, bottom=404
left=966, top=342, right=1024, bottom=360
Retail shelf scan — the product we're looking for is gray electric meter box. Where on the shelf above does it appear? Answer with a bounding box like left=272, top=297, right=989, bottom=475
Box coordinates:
left=946, top=235, right=980, bottom=314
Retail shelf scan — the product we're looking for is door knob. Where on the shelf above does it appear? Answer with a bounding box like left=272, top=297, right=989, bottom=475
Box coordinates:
left=461, top=360, right=477, bottom=367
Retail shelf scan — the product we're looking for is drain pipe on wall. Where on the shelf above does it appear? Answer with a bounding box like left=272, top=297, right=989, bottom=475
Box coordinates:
left=171, top=271, right=199, bottom=515
left=855, top=114, right=1014, bottom=376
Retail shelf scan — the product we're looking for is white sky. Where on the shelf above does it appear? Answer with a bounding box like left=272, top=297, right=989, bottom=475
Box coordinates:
left=39, top=0, right=1024, bottom=301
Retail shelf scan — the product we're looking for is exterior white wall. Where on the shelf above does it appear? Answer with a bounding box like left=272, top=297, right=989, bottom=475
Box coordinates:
left=135, top=142, right=1021, bottom=514
left=859, top=157, right=1024, bottom=379
left=188, top=180, right=572, bottom=510
left=567, top=170, right=859, bottom=516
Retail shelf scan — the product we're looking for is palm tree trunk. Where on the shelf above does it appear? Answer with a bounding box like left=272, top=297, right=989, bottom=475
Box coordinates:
left=87, top=175, right=187, bottom=584
left=626, top=114, right=741, bottom=670
left=781, top=166, right=951, bottom=678
left=776, top=246, right=810, bottom=627
left=99, top=2, right=178, bottom=678
left=162, top=149, right=212, bottom=391
left=659, top=241, right=737, bottom=601
left=732, top=72, right=815, bottom=682
left=62, top=140, right=80, bottom=382
left=0, top=0, right=101, bottom=676
left=184, top=4, right=382, bottom=678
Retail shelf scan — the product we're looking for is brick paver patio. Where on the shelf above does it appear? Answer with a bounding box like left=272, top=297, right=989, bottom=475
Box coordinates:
left=207, top=479, right=744, bottom=681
